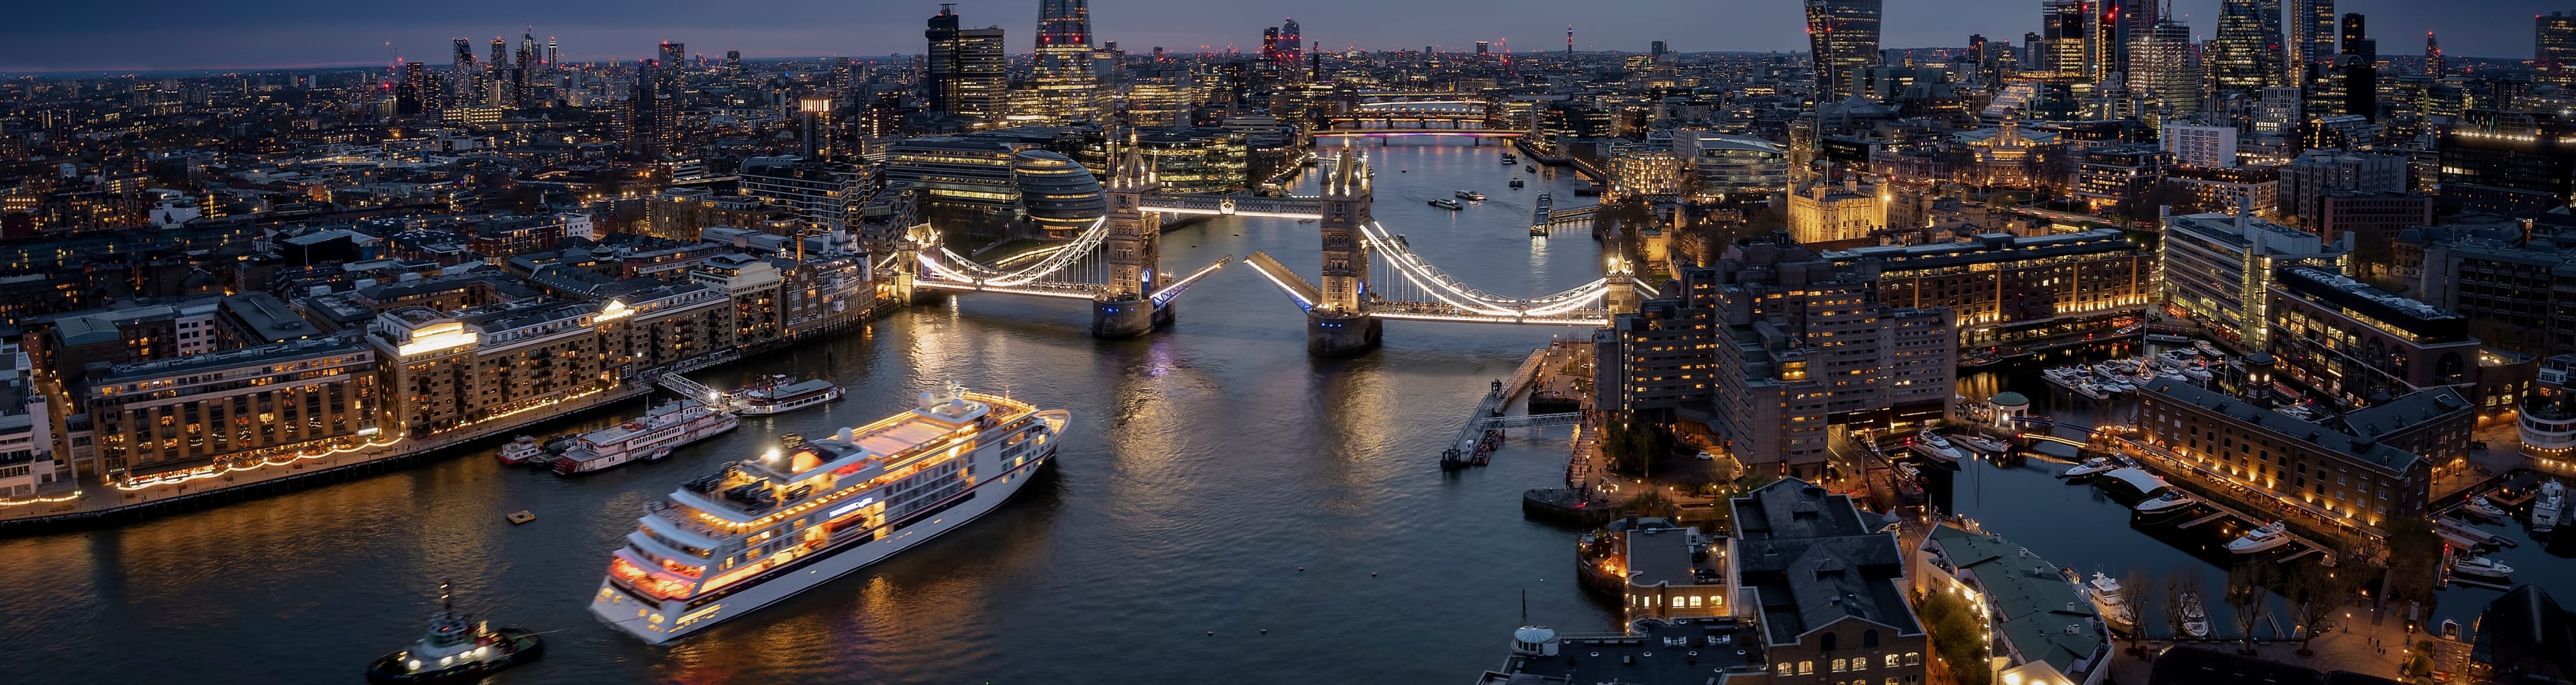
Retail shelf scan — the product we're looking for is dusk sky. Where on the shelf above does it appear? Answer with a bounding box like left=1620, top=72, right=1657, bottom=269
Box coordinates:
left=3, top=0, right=2563, bottom=73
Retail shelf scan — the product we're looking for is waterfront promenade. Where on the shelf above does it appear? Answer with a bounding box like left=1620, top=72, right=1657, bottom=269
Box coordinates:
left=0, top=382, right=653, bottom=533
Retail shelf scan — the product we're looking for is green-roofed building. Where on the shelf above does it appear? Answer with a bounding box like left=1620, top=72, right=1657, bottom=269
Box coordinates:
left=1917, top=525, right=2114, bottom=685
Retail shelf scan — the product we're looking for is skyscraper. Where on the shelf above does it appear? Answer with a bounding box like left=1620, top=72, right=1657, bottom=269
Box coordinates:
left=2131, top=19, right=2200, bottom=118
left=1032, top=0, right=1100, bottom=122
left=2340, top=13, right=2374, bottom=62
left=1279, top=17, right=1301, bottom=56
left=2424, top=32, right=2443, bottom=78
left=725, top=50, right=741, bottom=82
left=2286, top=0, right=2335, bottom=76
left=2539, top=12, right=2576, bottom=88
left=2042, top=0, right=2092, bottom=77
left=488, top=37, right=511, bottom=107
left=658, top=42, right=687, bottom=97
left=515, top=33, right=536, bottom=103
left=926, top=5, right=961, bottom=113
left=451, top=38, right=478, bottom=107
left=1803, top=0, right=1883, bottom=101
left=547, top=37, right=559, bottom=68
left=2210, top=0, right=2285, bottom=93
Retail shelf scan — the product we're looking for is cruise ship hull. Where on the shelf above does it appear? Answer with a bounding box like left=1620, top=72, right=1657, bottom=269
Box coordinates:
left=587, top=452, right=1051, bottom=643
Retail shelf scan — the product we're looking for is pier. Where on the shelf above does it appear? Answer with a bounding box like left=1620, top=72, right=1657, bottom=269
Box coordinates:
left=2113, top=437, right=2345, bottom=566
left=1440, top=346, right=1558, bottom=469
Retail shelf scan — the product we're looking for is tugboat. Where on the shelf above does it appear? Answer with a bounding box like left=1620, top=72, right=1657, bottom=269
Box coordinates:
left=2226, top=521, right=2292, bottom=554
left=366, top=580, right=543, bottom=684
left=2178, top=590, right=2212, bottom=639
left=495, top=436, right=547, bottom=466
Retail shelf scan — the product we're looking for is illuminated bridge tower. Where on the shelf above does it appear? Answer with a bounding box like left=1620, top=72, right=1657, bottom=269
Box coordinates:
left=1309, top=149, right=1382, bottom=356
left=1093, top=143, right=1171, bottom=338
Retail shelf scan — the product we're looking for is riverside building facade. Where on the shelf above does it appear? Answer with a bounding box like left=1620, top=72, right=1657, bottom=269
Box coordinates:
left=83, top=337, right=378, bottom=482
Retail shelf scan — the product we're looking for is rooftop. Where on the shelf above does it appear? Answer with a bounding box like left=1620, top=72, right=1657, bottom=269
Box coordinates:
left=1472, top=617, right=1768, bottom=685
left=91, top=337, right=366, bottom=384
left=2140, top=377, right=2426, bottom=474
left=1925, top=527, right=2108, bottom=680
left=1729, top=479, right=1921, bottom=645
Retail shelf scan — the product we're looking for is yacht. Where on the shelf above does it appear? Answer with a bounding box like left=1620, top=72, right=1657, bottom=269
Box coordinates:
left=2453, top=555, right=2515, bottom=580
left=2462, top=496, right=2507, bottom=521
left=2178, top=590, right=2212, bottom=639
left=1951, top=433, right=2008, bottom=454
left=2083, top=572, right=2131, bottom=634
left=725, top=376, right=845, bottom=415
left=366, top=581, right=543, bottom=684
left=2134, top=490, right=2196, bottom=515
left=2060, top=457, right=2119, bottom=479
left=1913, top=432, right=1966, bottom=464
left=2195, top=340, right=2225, bottom=357
left=2226, top=521, right=2292, bottom=554
left=2071, top=381, right=2112, bottom=401
left=495, top=436, right=547, bottom=466
left=1455, top=190, right=1487, bottom=201
left=553, top=399, right=740, bottom=475
left=2534, top=481, right=2565, bottom=533
left=586, top=383, right=1069, bottom=643
left=1429, top=199, right=1464, bottom=210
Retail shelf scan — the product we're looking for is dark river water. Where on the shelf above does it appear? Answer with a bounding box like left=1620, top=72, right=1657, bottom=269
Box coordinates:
left=0, top=139, right=1627, bottom=684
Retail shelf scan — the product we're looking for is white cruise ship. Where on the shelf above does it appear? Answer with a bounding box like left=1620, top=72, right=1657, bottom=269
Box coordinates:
left=586, top=383, right=1069, bottom=643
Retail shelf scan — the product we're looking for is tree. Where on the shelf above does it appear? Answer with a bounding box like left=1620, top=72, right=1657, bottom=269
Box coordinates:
left=1917, top=588, right=1995, bottom=685
left=2381, top=516, right=2445, bottom=617
left=2282, top=561, right=2358, bottom=655
left=1624, top=488, right=1678, bottom=519
left=2120, top=569, right=2156, bottom=653
left=2225, top=562, right=2279, bottom=654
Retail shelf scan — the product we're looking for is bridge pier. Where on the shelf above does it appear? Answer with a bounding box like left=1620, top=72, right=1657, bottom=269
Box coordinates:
left=1091, top=295, right=1171, bottom=339
left=1306, top=311, right=1381, bottom=357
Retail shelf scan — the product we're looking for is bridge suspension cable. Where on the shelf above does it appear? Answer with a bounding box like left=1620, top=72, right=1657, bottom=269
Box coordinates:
left=1357, top=221, right=1608, bottom=315
left=916, top=216, right=1113, bottom=286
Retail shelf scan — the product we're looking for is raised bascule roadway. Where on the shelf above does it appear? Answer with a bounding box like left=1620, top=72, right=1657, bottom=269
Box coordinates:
left=891, top=143, right=1644, bottom=356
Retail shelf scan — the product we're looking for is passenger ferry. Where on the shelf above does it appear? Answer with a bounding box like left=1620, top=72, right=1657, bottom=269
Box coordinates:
left=586, top=383, right=1069, bottom=643
left=725, top=375, right=846, bottom=415
left=553, top=399, right=740, bottom=475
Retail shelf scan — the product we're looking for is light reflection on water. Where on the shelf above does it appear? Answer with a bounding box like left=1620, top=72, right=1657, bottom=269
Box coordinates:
left=0, top=140, right=1625, bottom=685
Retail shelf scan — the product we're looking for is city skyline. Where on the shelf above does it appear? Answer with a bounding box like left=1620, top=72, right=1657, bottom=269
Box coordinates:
left=3, top=0, right=2565, bottom=73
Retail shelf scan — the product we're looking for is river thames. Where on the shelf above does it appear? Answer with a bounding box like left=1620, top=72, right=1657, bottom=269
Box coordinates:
left=0, top=140, right=1629, bottom=684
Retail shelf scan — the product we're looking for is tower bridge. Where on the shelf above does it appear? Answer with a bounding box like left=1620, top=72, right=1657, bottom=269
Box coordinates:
left=892, top=147, right=1641, bottom=356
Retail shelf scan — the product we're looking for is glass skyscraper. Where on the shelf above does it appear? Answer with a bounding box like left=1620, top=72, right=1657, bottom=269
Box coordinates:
left=2210, top=0, right=2284, bottom=93
left=1033, top=0, right=1102, bottom=123
left=1803, top=0, right=1882, bottom=101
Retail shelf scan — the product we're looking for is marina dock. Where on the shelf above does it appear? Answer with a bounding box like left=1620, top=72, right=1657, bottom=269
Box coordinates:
left=2114, top=437, right=2343, bottom=566
left=1440, top=344, right=1580, bottom=469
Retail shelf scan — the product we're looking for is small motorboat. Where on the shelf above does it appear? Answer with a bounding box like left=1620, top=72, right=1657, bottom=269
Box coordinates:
left=366, top=581, right=543, bottom=684
left=1428, top=199, right=1463, bottom=210
left=1455, top=190, right=1486, bottom=201
left=2453, top=555, right=2515, bottom=580
left=1525, top=165, right=1536, bottom=172
left=494, top=436, right=547, bottom=466
left=2060, top=456, right=2119, bottom=479
left=1509, top=178, right=1525, bottom=189
left=2135, top=489, right=2195, bottom=515
left=2463, top=496, right=2507, bottom=521
left=2178, top=590, right=2212, bottom=639
left=2226, top=521, right=2292, bottom=554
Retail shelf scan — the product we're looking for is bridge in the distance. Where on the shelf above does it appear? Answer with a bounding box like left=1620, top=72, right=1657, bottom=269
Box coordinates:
left=891, top=144, right=1637, bottom=354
